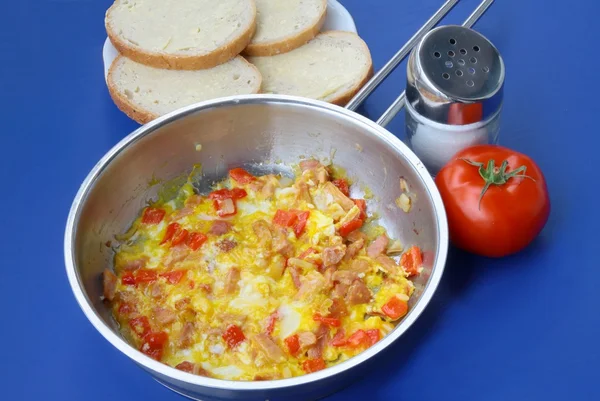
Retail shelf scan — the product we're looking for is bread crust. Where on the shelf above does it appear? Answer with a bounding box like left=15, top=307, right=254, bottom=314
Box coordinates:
left=105, top=0, right=257, bottom=70
left=107, top=55, right=263, bottom=124
left=243, top=0, right=327, bottom=57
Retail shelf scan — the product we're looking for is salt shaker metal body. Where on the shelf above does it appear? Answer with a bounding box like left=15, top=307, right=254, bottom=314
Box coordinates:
left=405, top=25, right=505, bottom=175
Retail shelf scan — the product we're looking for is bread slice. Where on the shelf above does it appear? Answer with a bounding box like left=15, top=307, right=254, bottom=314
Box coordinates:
left=244, top=0, right=327, bottom=56
left=107, top=55, right=262, bottom=124
left=248, top=31, right=373, bottom=105
left=105, top=0, right=257, bottom=70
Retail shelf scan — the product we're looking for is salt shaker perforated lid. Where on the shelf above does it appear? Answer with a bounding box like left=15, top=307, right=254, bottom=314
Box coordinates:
left=407, top=25, right=504, bottom=124
left=405, top=25, right=505, bottom=174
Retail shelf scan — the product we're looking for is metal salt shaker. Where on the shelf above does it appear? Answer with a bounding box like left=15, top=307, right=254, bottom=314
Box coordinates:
left=405, top=25, right=505, bottom=175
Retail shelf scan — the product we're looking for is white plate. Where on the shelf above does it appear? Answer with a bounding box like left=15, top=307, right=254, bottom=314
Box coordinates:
left=102, top=0, right=357, bottom=80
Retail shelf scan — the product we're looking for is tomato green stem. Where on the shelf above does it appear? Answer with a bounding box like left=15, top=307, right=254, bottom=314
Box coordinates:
left=461, top=158, right=536, bottom=209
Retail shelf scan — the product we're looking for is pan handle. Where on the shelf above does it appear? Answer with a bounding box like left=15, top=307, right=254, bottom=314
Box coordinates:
left=376, top=0, right=496, bottom=128
left=345, top=0, right=460, bottom=112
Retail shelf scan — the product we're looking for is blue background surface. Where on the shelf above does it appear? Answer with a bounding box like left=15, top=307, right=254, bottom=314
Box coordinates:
left=2, top=0, right=599, bottom=400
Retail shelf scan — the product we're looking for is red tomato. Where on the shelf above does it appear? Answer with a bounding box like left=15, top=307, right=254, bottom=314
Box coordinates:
left=145, top=331, right=168, bottom=348
left=129, top=316, right=151, bottom=338
left=332, top=179, right=350, bottom=196
left=313, top=314, right=341, bottom=327
left=141, top=207, right=165, bottom=225
left=400, top=246, right=422, bottom=276
left=435, top=145, right=550, bottom=257
left=338, top=218, right=364, bottom=237
left=141, top=331, right=168, bottom=361
left=382, top=296, right=408, bottom=320
left=135, top=269, right=157, bottom=284
left=209, top=188, right=248, bottom=200
left=284, top=334, right=300, bottom=356
left=346, top=330, right=371, bottom=348
left=122, top=271, right=135, bottom=286
left=302, top=358, right=326, bottom=373
left=292, top=210, right=310, bottom=237
left=273, top=210, right=298, bottom=227
left=331, top=329, right=347, bottom=347
left=265, top=312, right=278, bottom=336
left=160, top=270, right=186, bottom=284
left=365, top=329, right=380, bottom=346
left=448, top=103, right=483, bottom=125
left=161, top=223, right=180, bottom=245
left=187, top=232, right=207, bottom=251
left=171, top=228, right=189, bottom=246
left=229, top=168, right=256, bottom=184
left=352, top=199, right=367, bottom=220
left=222, top=324, right=245, bottom=349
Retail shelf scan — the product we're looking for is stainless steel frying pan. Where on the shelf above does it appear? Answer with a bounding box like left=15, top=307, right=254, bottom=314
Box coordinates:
left=65, top=95, right=448, bottom=400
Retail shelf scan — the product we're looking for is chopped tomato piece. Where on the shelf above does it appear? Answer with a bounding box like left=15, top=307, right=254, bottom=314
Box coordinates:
left=171, top=228, right=189, bottom=246
left=229, top=188, right=248, bottom=199
left=366, top=329, right=380, bottom=346
left=208, top=188, right=232, bottom=200
left=346, top=329, right=371, bottom=348
left=229, top=168, right=256, bottom=184
left=381, top=296, right=409, bottom=320
left=122, top=271, right=135, bottom=286
left=188, top=280, right=195, bottom=290
left=129, top=316, right=151, bottom=338
left=159, top=270, right=186, bottom=284
left=331, top=329, right=347, bottom=347
left=141, top=331, right=168, bottom=361
left=273, top=210, right=298, bottom=227
left=145, top=331, right=168, bottom=348
left=141, top=207, right=165, bottom=225
left=265, top=312, right=279, bottom=336
left=187, top=232, right=208, bottom=251
left=135, top=269, right=157, bottom=284
left=284, top=334, right=300, bottom=356
left=400, top=246, right=423, bottom=276
left=338, top=218, right=364, bottom=237
left=302, top=358, right=326, bottom=373
left=161, top=222, right=180, bottom=244
left=292, top=210, right=310, bottom=237
left=222, top=324, right=245, bottom=349
left=118, top=302, right=137, bottom=316
left=313, top=314, right=341, bottom=327
left=213, top=198, right=237, bottom=217
left=208, top=188, right=248, bottom=200
left=352, top=199, right=367, bottom=220
left=332, top=179, right=350, bottom=196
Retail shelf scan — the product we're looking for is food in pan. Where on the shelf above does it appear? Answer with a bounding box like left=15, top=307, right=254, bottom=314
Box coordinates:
left=103, top=160, right=422, bottom=380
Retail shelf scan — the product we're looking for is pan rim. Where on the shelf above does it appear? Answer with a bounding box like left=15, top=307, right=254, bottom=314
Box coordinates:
left=64, top=94, right=448, bottom=391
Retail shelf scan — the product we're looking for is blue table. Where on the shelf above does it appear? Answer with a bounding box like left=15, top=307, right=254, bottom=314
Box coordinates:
left=3, top=0, right=599, bottom=400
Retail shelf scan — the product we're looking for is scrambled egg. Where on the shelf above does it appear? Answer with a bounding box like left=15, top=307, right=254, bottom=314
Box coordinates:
left=103, top=162, right=418, bottom=381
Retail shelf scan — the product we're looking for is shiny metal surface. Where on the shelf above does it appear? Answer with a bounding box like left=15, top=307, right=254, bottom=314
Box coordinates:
left=64, top=95, right=448, bottom=401
left=406, top=24, right=504, bottom=125
left=377, top=0, right=496, bottom=127
left=345, top=0, right=459, bottom=111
